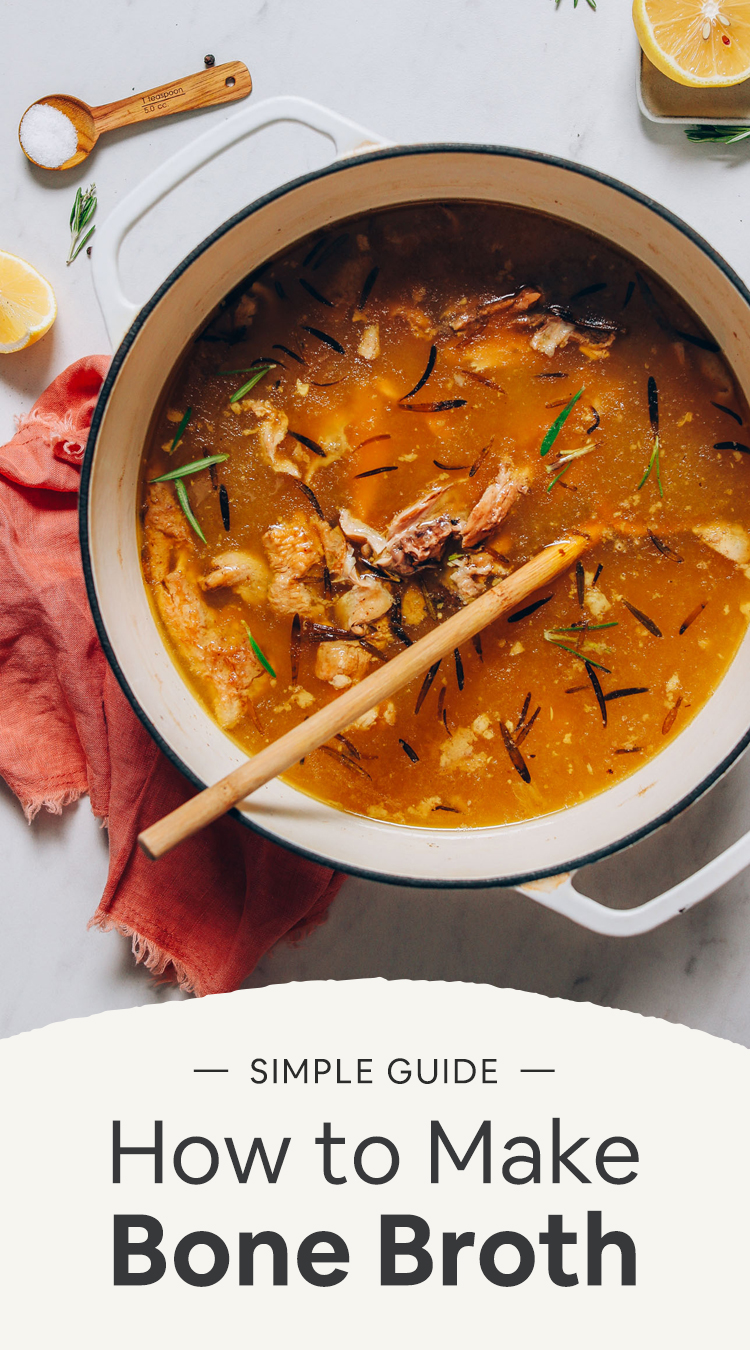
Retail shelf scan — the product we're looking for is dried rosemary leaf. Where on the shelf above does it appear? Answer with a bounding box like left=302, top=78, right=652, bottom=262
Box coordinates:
left=662, top=698, right=683, bottom=736
left=585, top=661, right=607, bottom=727
left=508, top=595, right=553, bottom=623
left=401, top=399, right=467, bottom=412
left=679, top=602, right=706, bottom=635
left=603, top=687, right=648, bottom=702
left=576, top=560, right=585, bottom=608
left=300, top=277, right=334, bottom=307
left=301, top=326, right=345, bottom=354
left=401, top=344, right=437, bottom=400
left=515, top=706, right=540, bottom=748
left=290, top=613, right=302, bottom=684
left=453, top=647, right=464, bottom=692
left=358, top=265, right=380, bottom=309
left=293, top=481, right=325, bottom=519
left=623, top=600, right=662, bottom=638
left=500, top=723, right=531, bottom=783
left=415, top=660, right=441, bottom=715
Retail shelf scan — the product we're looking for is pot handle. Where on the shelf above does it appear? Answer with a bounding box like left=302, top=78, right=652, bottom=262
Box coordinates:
left=91, top=95, right=390, bottom=348
left=515, top=824, right=750, bottom=936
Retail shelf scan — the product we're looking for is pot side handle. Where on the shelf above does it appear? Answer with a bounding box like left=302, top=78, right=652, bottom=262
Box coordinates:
left=91, top=95, right=391, bottom=348
left=515, top=824, right=750, bottom=936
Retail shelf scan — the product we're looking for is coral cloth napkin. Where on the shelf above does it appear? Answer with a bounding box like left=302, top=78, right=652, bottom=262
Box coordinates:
left=0, top=356, right=343, bottom=995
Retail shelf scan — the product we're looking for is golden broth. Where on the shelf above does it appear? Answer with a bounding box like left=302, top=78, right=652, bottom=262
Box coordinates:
left=139, top=203, right=750, bottom=828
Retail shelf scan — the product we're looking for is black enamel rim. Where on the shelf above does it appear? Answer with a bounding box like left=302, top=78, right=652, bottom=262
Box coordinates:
left=79, top=142, right=750, bottom=894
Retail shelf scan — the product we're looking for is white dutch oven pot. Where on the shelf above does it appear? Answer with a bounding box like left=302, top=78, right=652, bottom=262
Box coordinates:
left=81, top=96, right=750, bottom=936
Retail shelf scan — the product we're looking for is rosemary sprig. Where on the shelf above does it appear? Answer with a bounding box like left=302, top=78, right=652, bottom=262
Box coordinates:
left=546, top=444, right=593, bottom=492
left=637, top=436, right=663, bottom=495
left=686, top=125, right=750, bottom=144
left=244, top=623, right=276, bottom=677
left=550, top=622, right=618, bottom=632
left=540, top=388, right=583, bottom=457
left=67, top=183, right=97, bottom=265
left=150, top=454, right=228, bottom=484
left=555, top=0, right=596, bottom=9
left=544, top=631, right=611, bottom=673
left=637, top=375, right=663, bottom=496
left=230, top=364, right=275, bottom=403
left=175, top=479, right=206, bottom=543
left=169, top=407, right=192, bottom=453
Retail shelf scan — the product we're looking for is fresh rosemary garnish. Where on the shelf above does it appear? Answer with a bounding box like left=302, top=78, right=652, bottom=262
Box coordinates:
left=230, top=364, right=275, bottom=403
left=540, top=389, right=583, bottom=458
left=175, top=479, right=206, bottom=543
left=546, top=443, right=593, bottom=491
left=169, top=407, right=192, bottom=453
left=544, top=631, right=611, bottom=673
left=637, top=375, right=663, bottom=496
left=67, top=183, right=97, bottom=265
left=555, top=0, right=596, bottom=9
left=150, top=454, right=228, bottom=484
left=244, top=624, right=276, bottom=678
left=686, top=125, right=750, bottom=144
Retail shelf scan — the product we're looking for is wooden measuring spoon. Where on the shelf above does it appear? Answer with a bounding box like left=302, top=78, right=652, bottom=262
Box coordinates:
left=19, top=61, right=252, bottom=171
left=138, top=531, right=594, bottom=861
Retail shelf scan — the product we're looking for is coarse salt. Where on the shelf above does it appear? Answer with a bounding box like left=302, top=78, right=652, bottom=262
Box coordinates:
left=20, top=103, right=78, bottom=168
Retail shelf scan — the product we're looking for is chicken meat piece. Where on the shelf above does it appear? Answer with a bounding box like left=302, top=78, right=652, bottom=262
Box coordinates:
left=242, top=399, right=298, bottom=477
left=370, top=484, right=454, bottom=576
left=530, top=317, right=575, bottom=357
left=335, top=570, right=393, bottom=632
left=154, top=570, right=265, bottom=729
left=338, top=508, right=388, bottom=558
left=261, top=514, right=349, bottom=618
left=142, top=482, right=193, bottom=583
left=693, top=521, right=750, bottom=568
left=447, top=551, right=507, bottom=603
left=530, top=316, right=616, bottom=361
left=385, top=484, right=447, bottom=537
left=374, top=515, right=455, bottom=576
left=267, top=574, right=325, bottom=618
left=263, top=513, right=328, bottom=619
left=315, top=641, right=373, bottom=689
left=460, top=467, right=522, bottom=549
left=316, top=520, right=349, bottom=578
left=388, top=299, right=437, bottom=340
left=357, top=324, right=380, bottom=360
left=264, top=516, right=322, bottom=577
left=200, top=550, right=270, bottom=606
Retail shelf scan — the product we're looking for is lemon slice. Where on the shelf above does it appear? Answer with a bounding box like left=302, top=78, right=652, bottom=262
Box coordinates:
left=633, top=0, right=750, bottom=86
left=0, top=250, right=56, bottom=354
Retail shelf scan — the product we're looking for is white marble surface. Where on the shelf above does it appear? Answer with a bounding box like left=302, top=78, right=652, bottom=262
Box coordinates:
left=3, top=0, right=750, bottom=1043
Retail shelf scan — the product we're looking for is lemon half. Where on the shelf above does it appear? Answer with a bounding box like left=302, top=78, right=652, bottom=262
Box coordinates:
left=0, top=250, right=56, bottom=354
left=634, top=0, right=750, bottom=87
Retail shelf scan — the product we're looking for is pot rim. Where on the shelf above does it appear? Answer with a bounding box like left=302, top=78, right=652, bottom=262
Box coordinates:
left=79, top=140, right=750, bottom=891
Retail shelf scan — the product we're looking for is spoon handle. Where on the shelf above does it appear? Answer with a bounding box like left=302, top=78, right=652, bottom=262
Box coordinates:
left=90, top=61, right=252, bottom=136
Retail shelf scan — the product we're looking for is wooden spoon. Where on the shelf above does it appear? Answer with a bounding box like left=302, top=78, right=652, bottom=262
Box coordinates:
left=138, top=531, right=593, bottom=861
left=19, top=61, right=252, bottom=171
